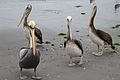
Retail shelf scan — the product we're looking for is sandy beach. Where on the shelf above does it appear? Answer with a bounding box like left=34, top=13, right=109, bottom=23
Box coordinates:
left=0, top=0, right=120, bottom=80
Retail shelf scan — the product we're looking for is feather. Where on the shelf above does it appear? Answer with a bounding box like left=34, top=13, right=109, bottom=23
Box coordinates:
left=19, top=48, right=28, bottom=59
left=64, top=41, right=67, bottom=48
left=96, top=29, right=112, bottom=45
left=35, top=27, right=43, bottom=44
left=73, top=39, right=83, bottom=54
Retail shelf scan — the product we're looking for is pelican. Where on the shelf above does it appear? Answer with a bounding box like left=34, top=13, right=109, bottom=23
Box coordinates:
left=19, top=21, right=41, bottom=79
left=89, top=6, right=115, bottom=56
left=64, top=16, right=83, bottom=66
left=18, top=4, right=43, bottom=44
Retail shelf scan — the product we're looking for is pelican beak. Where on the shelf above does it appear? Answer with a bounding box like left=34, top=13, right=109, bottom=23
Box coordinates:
left=31, top=28, right=36, bottom=56
left=67, top=19, right=72, bottom=40
left=17, top=10, right=26, bottom=27
left=91, top=6, right=97, bottom=17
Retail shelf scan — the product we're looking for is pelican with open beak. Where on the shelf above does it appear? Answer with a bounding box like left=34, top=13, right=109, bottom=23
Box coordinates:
left=19, top=21, right=41, bottom=80
left=18, top=4, right=43, bottom=44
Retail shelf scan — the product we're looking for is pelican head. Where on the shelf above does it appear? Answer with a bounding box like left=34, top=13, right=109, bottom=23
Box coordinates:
left=67, top=16, right=72, bottom=22
left=91, top=6, right=97, bottom=18
left=28, top=20, right=36, bottom=29
left=89, top=5, right=97, bottom=27
left=18, top=4, right=32, bottom=27
left=93, top=6, right=97, bottom=13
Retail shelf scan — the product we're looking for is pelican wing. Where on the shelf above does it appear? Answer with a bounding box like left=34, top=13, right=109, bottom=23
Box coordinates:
left=35, top=27, right=43, bottom=44
left=96, top=29, right=112, bottom=45
left=36, top=49, right=41, bottom=57
left=19, top=47, right=29, bottom=59
left=73, top=39, right=83, bottom=54
left=64, top=40, right=67, bottom=48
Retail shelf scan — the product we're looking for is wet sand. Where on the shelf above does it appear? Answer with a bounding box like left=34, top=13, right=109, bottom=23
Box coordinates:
left=0, top=0, right=120, bottom=80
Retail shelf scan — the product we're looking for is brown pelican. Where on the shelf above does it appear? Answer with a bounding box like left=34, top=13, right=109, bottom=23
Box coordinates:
left=19, top=21, right=41, bottom=79
left=18, top=4, right=43, bottom=44
left=64, top=16, right=83, bottom=66
left=89, top=6, right=115, bottom=56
